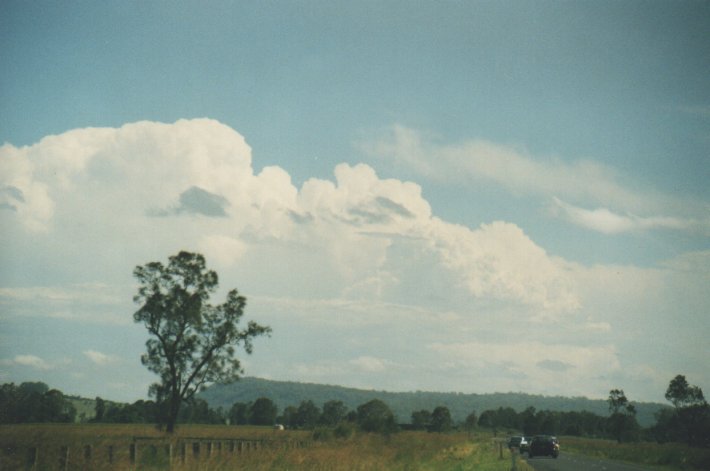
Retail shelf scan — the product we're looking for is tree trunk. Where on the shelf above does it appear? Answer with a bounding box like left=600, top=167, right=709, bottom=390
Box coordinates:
left=165, top=393, right=181, bottom=433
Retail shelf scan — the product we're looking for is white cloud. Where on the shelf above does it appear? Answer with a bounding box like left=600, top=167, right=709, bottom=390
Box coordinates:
left=0, top=284, right=130, bottom=325
left=4, top=119, right=707, bottom=400
left=0, top=119, right=580, bottom=317
left=364, top=124, right=708, bottom=234
left=350, top=355, right=388, bottom=372
left=428, top=341, right=620, bottom=397
left=551, top=197, right=709, bottom=235
left=83, top=349, right=117, bottom=366
left=198, top=235, right=248, bottom=267
left=1, top=354, right=52, bottom=370
left=364, top=124, right=642, bottom=209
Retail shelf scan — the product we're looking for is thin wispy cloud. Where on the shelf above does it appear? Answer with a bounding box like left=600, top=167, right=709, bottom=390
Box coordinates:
left=551, top=197, right=710, bottom=235
left=364, top=124, right=708, bottom=235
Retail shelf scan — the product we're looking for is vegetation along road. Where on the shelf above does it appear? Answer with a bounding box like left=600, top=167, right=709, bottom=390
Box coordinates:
left=526, top=454, right=656, bottom=471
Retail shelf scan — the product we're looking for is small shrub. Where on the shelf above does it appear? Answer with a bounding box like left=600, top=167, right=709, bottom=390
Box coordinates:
left=312, top=427, right=333, bottom=441
left=333, top=422, right=355, bottom=439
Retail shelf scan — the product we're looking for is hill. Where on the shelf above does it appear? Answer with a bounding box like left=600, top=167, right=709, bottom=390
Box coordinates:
left=199, top=377, right=666, bottom=427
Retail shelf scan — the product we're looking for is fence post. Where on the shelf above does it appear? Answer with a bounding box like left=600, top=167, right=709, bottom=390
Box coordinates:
left=26, top=447, right=38, bottom=470
left=59, top=446, right=69, bottom=471
left=107, top=445, right=114, bottom=464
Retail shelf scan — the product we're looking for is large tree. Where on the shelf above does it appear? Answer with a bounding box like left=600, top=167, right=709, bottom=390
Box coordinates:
left=664, top=375, right=710, bottom=447
left=356, top=399, right=398, bottom=434
left=607, top=389, right=639, bottom=443
left=133, top=251, right=271, bottom=433
left=321, top=400, right=348, bottom=427
left=430, top=406, right=453, bottom=432
left=250, top=397, right=278, bottom=426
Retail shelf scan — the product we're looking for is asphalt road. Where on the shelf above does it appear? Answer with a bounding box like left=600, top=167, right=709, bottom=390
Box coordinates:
left=523, top=454, right=653, bottom=471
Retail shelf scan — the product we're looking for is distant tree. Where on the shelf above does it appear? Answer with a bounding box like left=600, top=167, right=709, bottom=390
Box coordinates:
left=296, top=400, right=321, bottom=429
left=477, top=409, right=495, bottom=428
left=94, top=397, right=106, bottom=422
left=250, top=397, right=278, bottom=425
left=321, top=400, right=348, bottom=427
left=39, top=389, right=77, bottom=423
left=279, top=405, right=298, bottom=428
left=229, top=402, right=251, bottom=425
left=537, top=410, right=560, bottom=435
left=607, top=389, right=639, bottom=443
left=18, top=382, right=50, bottom=395
left=665, top=375, right=706, bottom=409
left=356, top=399, right=397, bottom=434
left=411, top=409, right=432, bottom=430
left=521, top=407, right=539, bottom=435
left=0, top=383, right=76, bottom=424
left=463, top=411, right=477, bottom=433
left=132, top=251, right=271, bottom=432
left=664, top=375, right=710, bottom=447
left=178, top=398, right=223, bottom=424
left=477, top=407, right=519, bottom=430
left=430, top=406, right=453, bottom=432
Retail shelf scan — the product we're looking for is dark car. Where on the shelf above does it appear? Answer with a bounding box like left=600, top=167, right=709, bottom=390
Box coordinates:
left=528, top=435, right=559, bottom=458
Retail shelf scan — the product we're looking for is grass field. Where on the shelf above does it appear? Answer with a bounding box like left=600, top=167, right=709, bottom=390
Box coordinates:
left=0, top=424, right=531, bottom=470
left=560, top=436, right=710, bottom=470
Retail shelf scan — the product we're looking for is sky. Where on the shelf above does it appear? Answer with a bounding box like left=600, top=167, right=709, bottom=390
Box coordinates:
left=1, top=1, right=709, bottom=405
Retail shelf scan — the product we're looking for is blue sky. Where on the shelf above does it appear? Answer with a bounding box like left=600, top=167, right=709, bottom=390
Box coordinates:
left=1, top=1, right=708, bottom=404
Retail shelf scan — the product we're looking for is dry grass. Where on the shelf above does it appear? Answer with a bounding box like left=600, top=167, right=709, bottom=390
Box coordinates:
left=0, top=424, right=522, bottom=470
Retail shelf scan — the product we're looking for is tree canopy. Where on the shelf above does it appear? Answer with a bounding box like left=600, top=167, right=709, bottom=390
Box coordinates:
left=607, top=389, right=639, bottom=443
left=356, top=399, right=397, bottom=434
left=133, top=251, right=271, bottom=432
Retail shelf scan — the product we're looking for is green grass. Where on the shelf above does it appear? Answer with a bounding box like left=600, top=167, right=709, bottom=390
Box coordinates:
left=0, top=424, right=531, bottom=470
left=560, top=436, right=710, bottom=470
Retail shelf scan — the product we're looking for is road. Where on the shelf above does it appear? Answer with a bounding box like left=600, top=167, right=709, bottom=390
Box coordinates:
left=523, top=454, right=653, bottom=471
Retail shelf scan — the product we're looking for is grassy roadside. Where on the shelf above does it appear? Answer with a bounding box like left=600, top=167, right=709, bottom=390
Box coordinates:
left=556, top=436, right=710, bottom=470
left=0, top=424, right=534, bottom=470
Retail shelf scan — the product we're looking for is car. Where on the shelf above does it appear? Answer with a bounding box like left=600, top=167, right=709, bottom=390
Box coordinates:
left=528, top=435, right=559, bottom=458
left=507, top=436, right=529, bottom=453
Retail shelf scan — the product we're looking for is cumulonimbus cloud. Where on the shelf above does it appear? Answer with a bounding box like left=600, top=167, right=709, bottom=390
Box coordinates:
left=0, top=118, right=579, bottom=316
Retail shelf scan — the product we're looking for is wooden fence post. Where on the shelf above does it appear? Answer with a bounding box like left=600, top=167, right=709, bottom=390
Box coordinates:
left=59, top=446, right=69, bottom=471
left=26, top=447, right=38, bottom=470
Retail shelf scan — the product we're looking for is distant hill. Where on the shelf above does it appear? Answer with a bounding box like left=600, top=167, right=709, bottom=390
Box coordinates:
left=199, top=377, right=667, bottom=427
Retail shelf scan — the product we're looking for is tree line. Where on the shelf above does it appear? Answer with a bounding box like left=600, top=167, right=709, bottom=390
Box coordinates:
left=0, top=382, right=77, bottom=424
left=2, top=374, right=708, bottom=448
